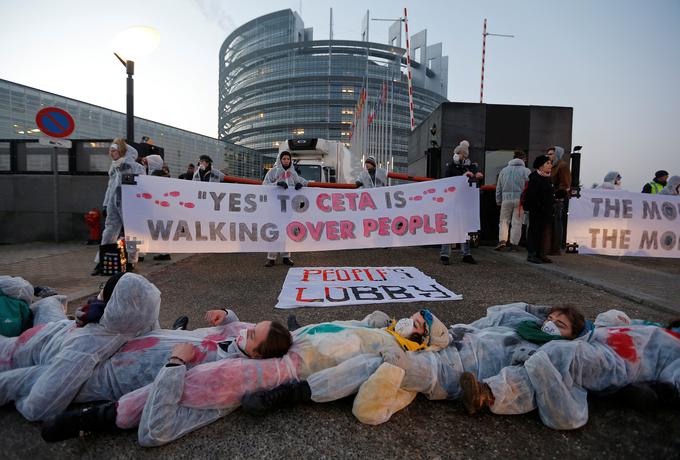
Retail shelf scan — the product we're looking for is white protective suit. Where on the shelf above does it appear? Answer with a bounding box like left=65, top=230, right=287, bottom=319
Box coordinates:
left=100, top=144, right=146, bottom=264
left=659, top=175, right=680, bottom=195
left=0, top=273, right=160, bottom=421
left=112, top=312, right=438, bottom=446
left=192, top=166, right=225, bottom=182
left=356, top=167, right=387, bottom=188
left=596, top=171, right=623, bottom=190
left=483, top=324, right=680, bottom=430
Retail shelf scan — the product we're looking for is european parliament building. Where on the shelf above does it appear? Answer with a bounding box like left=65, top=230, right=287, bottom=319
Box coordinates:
left=0, top=79, right=263, bottom=179
left=219, top=9, right=449, bottom=172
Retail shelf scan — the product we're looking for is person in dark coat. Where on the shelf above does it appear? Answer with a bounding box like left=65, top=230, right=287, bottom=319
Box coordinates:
left=524, top=155, right=554, bottom=264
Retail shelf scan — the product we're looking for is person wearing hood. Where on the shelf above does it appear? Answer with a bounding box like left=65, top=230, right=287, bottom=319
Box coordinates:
left=596, top=171, right=623, bottom=190
left=495, top=151, right=531, bottom=251
left=263, top=150, right=308, bottom=267
left=355, top=156, right=387, bottom=188
left=143, top=154, right=166, bottom=177
left=546, top=146, right=571, bottom=255
left=642, top=170, right=669, bottom=194
left=659, top=175, right=680, bottom=195
left=524, top=155, right=554, bottom=264
left=0, top=273, right=160, bottom=422
left=92, top=139, right=147, bottom=276
left=440, top=140, right=481, bottom=265
left=241, top=309, right=450, bottom=414
left=192, top=155, right=225, bottom=182
left=459, top=319, right=680, bottom=431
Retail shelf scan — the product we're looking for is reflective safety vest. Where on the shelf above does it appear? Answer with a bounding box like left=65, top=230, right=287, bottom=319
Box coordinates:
left=648, top=181, right=664, bottom=194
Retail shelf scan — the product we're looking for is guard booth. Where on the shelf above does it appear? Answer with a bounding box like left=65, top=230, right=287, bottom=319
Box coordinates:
left=408, top=102, right=573, bottom=245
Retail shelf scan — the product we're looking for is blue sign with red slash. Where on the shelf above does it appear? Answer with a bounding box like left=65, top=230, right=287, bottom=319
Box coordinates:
left=35, top=107, right=75, bottom=138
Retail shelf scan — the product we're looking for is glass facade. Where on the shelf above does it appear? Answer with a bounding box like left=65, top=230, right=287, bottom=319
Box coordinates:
left=0, top=79, right=265, bottom=179
left=219, top=10, right=448, bottom=173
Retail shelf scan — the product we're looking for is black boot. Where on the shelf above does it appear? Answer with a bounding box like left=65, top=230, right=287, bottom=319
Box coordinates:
left=172, top=316, right=189, bottom=330
left=242, top=380, right=311, bottom=414
left=91, top=262, right=103, bottom=276
left=41, top=402, right=117, bottom=443
left=287, top=314, right=301, bottom=331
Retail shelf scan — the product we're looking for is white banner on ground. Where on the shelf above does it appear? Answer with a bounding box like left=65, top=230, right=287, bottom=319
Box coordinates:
left=275, top=266, right=462, bottom=309
left=568, top=189, right=680, bottom=258
left=121, top=175, right=480, bottom=253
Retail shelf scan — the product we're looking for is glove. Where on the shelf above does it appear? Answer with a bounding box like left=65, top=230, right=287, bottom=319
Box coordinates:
left=295, top=182, right=303, bottom=190
left=102, top=207, right=107, bottom=218
left=380, top=347, right=408, bottom=370
left=355, top=181, right=363, bottom=187
left=362, top=311, right=391, bottom=328
left=276, top=181, right=288, bottom=189
left=75, top=297, right=106, bottom=327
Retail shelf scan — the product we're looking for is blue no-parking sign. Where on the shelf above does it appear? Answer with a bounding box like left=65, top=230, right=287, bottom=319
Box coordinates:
left=35, top=107, right=75, bottom=138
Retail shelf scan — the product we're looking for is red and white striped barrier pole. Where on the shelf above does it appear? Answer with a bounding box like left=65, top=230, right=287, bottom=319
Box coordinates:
left=480, top=18, right=487, bottom=103
left=404, top=7, right=415, bottom=131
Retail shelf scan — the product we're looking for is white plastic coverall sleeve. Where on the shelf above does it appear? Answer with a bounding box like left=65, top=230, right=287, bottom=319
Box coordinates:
left=262, top=151, right=309, bottom=187
left=468, top=302, right=550, bottom=330
left=356, top=167, right=388, bottom=188
left=10, top=273, right=160, bottom=421
left=30, top=295, right=68, bottom=325
left=0, top=275, right=34, bottom=305
left=485, top=325, right=680, bottom=430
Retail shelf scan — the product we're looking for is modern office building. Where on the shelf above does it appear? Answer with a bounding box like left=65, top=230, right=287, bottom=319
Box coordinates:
left=0, top=79, right=264, bottom=179
left=218, top=9, right=449, bottom=172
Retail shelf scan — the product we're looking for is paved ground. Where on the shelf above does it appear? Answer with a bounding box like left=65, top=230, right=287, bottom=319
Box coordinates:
left=0, top=243, right=678, bottom=459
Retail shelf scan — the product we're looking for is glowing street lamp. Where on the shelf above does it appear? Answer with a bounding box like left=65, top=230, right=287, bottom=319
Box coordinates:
left=112, top=26, right=160, bottom=143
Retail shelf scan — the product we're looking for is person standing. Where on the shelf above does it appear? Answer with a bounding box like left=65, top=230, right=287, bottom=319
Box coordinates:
left=192, top=155, right=225, bottom=182
left=178, top=163, right=195, bottom=180
left=659, top=175, right=680, bottom=195
left=440, top=140, right=482, bottom=265
left=355, top=156, right=387, bottom=188
left=263, top=150, right=307, bottom=267
left=524, top=155, right=554, bottom=264
left=495, top=151, right=530, bottom=251
left=641, top=170, right=669, bottom=194
left=92, top=139, right=146, bottom=275
left=596, top=171, right=623, bottom=190
left=546, top=146, right=571, bottom=255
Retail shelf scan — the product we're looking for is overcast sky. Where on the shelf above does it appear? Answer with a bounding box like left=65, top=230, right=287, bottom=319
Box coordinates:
left=1, top=0, right=678, bottom=189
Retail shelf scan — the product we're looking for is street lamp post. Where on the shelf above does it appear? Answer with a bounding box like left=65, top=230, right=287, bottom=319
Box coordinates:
left=114, top=53, right=135, bottom=143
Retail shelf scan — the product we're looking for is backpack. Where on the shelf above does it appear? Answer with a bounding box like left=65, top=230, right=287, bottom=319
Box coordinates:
left=0, top=293, right=32, bottom=337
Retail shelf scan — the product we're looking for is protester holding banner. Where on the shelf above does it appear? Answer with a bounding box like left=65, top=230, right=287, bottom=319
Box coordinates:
left=192, top=155, right=225, bottom=182
left=263, top=150, right=308, bottom=267
left=440, top=140, right=481, bottom=265
left=92, top=139, right=146, bottom=276
left=546, top=146, right=571, bottom=255
left=659, top=175, right=680, bottom=195
left=524, top=155, right=554, bottom=264
left=355, top=156, right=387, bottom=188
left=641, top=170, right=669, bottom=194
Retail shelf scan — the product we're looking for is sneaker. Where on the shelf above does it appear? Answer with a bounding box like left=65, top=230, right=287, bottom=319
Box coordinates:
left=172, top=315, right=189, bottom=330
left=527, top=255, right=543, bottom=264
left=287, top=314, right=301, bottom=332
left=41, top=402, right=117, bottom=443
left=282, top=257, right=294, bottom=266
left=460, top=372, right=494, bottom=415
left=506, top=244, right=517, bottom=252
left=264, top=259, right=275, bottom=267
left=242, top=381, right=311, bottom=414
left=494, top=242, right=507, bottom=251
left=462, top=255, right=477, bottom=264
left=440, top=256, right=451, bottom=266
left=91, top=263, right=103, bottom=276
left=538, top=255, right=553, bottom=264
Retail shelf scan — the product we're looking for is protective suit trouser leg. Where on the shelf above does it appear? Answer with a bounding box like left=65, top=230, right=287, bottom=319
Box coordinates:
left=308, top=354, right=382, bottom=403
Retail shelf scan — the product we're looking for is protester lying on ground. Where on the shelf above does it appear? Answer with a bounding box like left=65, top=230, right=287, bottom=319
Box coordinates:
left=241, top=303, right=586, bottom=425
left=41, top=309, right=446, bottom=446
left=458, top=314, right=680, bottom=430
left=0, top=276, right=62, bottom=338
left=0, top=273, right=160, bottom=422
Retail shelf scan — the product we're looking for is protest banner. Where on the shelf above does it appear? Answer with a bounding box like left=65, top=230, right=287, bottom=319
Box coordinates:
left=121, top=176, right=480, bottom=253
left=275, top=266, right=462, bottom=309
left=568, top=189, right=680, bottom=258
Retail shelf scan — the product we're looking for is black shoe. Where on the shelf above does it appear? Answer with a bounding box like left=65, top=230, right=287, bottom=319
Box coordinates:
left=282, top=257, right=294, bottom=266
left=242, top=381, right=312, bottom=414
left=91, top=263, right=103, bottom=276
left=507, top=244, right=517, bottom=252
left=264, top=259, right=275, bottom=267
left=494, top=242, right=507, bottom=251
left=440, top=256, right=451, bottom=266
left=287, top=314, right=301, bottom=332
left=527, top=255, right=543, bottom=264
left=125, top=263, right=135, bottom=272
left=172, top=315, right=189, bottom=331
left=462, top=255, right=477, bottom=264
left=41, top=402, right=117, bottom=443
left=153, top=254, right=172, bottom=261
left=538, top=255, right=553, bottom=263
left=138, top=256, right=145, bottom=262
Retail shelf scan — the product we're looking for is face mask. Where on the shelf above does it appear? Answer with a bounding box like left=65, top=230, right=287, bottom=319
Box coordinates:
left=236, top=328, right=249, bottom=354
left=395, top=318, right=415, bottom=338
left=541, top=321, right=561, bottom=336
left=199, top=164, right=206, bottom=170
